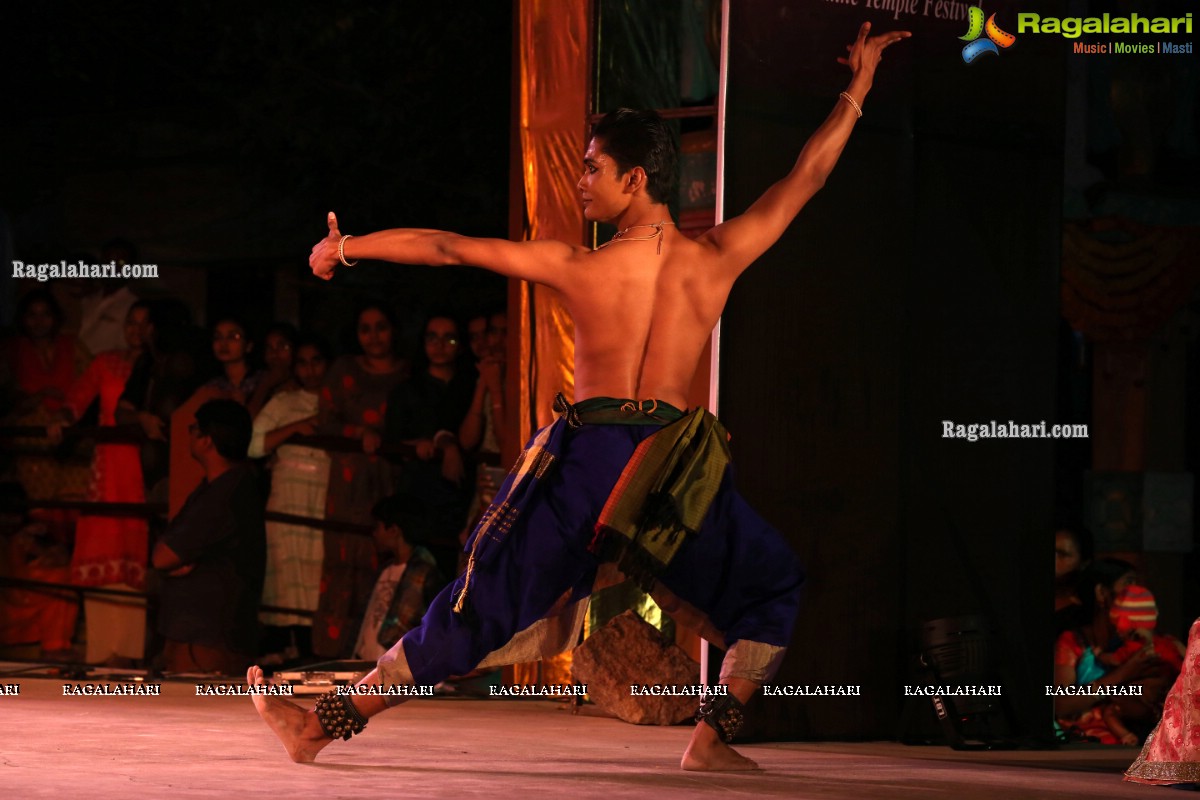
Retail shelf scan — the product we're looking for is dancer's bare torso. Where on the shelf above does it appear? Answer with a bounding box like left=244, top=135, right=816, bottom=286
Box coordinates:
left=547, top=230, right=734, bottom=411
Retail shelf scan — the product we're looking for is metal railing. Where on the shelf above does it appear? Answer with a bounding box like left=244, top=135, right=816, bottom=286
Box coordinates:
left=0, top=421, right=495, bottom=653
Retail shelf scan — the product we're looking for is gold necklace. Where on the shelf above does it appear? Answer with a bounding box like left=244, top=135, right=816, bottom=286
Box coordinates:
left=595, top=221, right=676, bottom=254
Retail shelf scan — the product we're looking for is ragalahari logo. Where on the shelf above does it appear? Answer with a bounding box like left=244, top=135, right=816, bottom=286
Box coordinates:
left=959, top=5, right=1017, bottom=63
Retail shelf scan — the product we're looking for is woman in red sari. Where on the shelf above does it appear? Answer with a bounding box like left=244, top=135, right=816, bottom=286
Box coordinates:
left=51, top=301, right=154, bottom=664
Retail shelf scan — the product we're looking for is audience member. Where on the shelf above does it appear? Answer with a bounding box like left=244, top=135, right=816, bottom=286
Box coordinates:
left=75, top=239, right=141, bottom=357
left=1054, top=559, right=1172, bottom=744
left=353, top=493, right=445, bottom=661
left=1054, top=524, right=1094, bottom=632
left=247, top=322, right=299, bottom=419
left=49, top=300, right=154, bottom=665
left=0, top=482, right=77, bottom=659
left=117, top=298, right=203, bottom=497
left=167, top=316, right=264, bottom=517
left=152, top=399, right=265, bottom=674
left=458, top=309, right=510, bottom=568
left=2, top=288, right=86, bottom=417
left=1099, top=584, right=1186, bottom=679
left=204, top=317, right=263, bottom=403
left=1, top=288, right=90, bottom=500
left=384, top=314, right=475, bottom=576
left=1063, top=582, right=1184, bottom=747
left=313, top=301, right=408, bottom=658
left=459, top=309, right=509, bottom=457
left=249, top=336, right=331, bottom=663
left=465, top=313, right=489, bottom=363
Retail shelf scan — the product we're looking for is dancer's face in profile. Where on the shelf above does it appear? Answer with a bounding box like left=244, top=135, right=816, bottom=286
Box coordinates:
left=578, top=138, right=632, bottom=223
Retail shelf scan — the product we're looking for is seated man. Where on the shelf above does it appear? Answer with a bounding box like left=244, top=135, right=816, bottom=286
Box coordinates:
left=353, top=494, right=445, bottom=662
left=152, top=399, right=265, bottom=674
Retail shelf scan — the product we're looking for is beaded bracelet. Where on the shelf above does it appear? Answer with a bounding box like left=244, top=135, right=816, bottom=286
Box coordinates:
left=338, top=234, right=359, bottom=268
left=839, top=91, right=863, bottom=119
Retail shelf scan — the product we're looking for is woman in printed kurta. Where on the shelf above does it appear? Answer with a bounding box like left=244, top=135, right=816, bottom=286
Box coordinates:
left=312, top=304, right=408, bottom=658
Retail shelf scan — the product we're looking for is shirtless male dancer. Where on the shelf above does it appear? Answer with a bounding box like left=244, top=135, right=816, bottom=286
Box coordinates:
left=249, top=22, right=909, bottom=771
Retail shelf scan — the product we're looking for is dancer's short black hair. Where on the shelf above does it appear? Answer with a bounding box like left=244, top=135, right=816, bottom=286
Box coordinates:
left=591, top=108, right=679, bottom=206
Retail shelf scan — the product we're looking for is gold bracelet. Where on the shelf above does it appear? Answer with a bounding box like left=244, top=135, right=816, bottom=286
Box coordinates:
left=839, top=91, right=863, bottom=119
left=338, top=234, right=359, bottom=268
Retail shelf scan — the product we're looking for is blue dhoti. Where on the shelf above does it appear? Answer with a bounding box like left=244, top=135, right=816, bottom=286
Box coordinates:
left=376, top=398, right=804, bottom=694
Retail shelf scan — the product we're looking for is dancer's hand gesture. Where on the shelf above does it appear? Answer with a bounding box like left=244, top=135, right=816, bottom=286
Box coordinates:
left=837, top=22, right=911, bottom=82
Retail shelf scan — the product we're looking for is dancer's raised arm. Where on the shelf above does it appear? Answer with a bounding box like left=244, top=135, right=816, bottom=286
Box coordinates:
left=701, top=22, right=910, bottom=276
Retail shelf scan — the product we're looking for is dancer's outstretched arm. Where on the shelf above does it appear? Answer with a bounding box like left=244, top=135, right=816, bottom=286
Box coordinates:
left=309, top=212, right=584, bottom=290
left=701, top=22, right=910, bottom=277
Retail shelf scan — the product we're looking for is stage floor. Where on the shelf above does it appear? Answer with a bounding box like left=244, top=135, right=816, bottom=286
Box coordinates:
left=2, top=671, right=1157, bottom=799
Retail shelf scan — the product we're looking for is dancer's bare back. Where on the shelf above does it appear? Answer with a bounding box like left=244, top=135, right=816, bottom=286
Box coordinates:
left=556, top=232, right=733, bottom=409
left=308, top=23, right=909, bottom=412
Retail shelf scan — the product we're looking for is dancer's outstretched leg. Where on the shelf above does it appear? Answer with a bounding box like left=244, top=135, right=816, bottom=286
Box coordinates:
left=247, top=665, right=395, bottom=763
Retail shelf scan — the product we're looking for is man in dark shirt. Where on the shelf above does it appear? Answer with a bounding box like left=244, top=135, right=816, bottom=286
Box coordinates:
left=153, top=398, right=265, bottom=674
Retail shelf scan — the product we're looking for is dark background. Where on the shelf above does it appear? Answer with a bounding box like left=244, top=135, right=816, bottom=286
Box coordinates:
left=1, top=1, right=512, bottom=343
left=720, top=0, right=1197, bottom=741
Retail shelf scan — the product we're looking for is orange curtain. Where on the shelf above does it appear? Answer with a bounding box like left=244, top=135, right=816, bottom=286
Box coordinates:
left=509, top=0, right=590, bottom=689
left=516, top=0, right=588, bottom=442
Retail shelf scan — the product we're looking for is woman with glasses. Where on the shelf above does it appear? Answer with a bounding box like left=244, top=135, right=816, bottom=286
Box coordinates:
left=383, top=315, right=477, bottom=579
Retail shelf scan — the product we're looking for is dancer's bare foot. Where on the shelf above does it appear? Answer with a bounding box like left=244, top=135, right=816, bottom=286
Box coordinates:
left=247, top=665, right=331, bottom=763
left=680, top=723, right=760, bottom=771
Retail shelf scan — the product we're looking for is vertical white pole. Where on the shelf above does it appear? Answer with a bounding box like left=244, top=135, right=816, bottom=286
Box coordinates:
left=701, top=0, right=731, bottom=688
